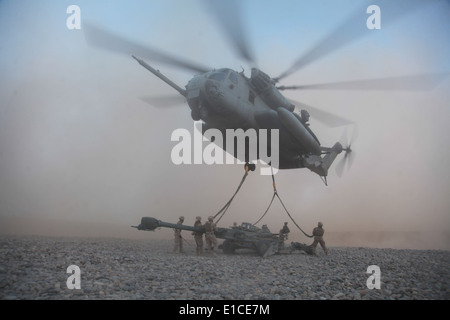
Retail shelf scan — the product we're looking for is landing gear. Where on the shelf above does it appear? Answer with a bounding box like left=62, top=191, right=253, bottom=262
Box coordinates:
left=244, top=163, right=256, bottom=172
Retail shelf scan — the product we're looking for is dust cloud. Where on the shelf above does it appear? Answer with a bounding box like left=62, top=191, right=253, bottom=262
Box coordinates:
left=0, top=1, right=449, bottom=250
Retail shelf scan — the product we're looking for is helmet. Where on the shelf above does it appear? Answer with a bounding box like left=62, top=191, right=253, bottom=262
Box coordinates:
left=179, top=216, right=184, bottom=221
left=196, top=216, right=201, bottom=220
left=208, top=216, right=214, bottom=221
left=301, top=109, right=310, bottom=122
left=318, top=222, right=323, bottom=227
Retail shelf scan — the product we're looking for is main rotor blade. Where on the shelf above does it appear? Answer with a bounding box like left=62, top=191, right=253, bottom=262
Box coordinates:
left=288, top=99, right=354, bottom=128
left=139, top=94, right=186, bottom=108
left=204, top=0, right=255, bottom=65
left=278, top=73, right=449, bottom=91
left=84, top=22, right=211, bottom=74
left=275, top=0, right=424, bottom=81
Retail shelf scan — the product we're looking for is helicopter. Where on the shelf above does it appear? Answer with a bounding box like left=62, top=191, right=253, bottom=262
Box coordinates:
left=84, top=0, right=447, bottom=185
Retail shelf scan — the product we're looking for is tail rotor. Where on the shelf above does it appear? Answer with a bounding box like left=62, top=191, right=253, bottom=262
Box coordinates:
left=336, top=125, right=357, bottom=177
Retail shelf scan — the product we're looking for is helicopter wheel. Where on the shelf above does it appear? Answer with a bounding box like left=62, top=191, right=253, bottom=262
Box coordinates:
left=191, top=110, right=201, bottom=121
left=256, top=240, right=272, bottom=257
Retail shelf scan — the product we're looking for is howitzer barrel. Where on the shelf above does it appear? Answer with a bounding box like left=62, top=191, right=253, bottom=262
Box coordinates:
left=135, top=217, right=204, bottom=233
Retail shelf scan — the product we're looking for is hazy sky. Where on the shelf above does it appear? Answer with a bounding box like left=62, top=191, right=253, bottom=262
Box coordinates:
left=1, top=0, right=449, bottom=249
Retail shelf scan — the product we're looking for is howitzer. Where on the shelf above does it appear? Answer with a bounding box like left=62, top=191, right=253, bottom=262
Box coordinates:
left=133, top=217, right=314, bottom=257
left=133, top=217, right=204, bottom=233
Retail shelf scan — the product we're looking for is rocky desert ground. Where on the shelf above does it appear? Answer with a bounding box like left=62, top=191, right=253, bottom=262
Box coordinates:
left=0, top=236, right=449, bottom=300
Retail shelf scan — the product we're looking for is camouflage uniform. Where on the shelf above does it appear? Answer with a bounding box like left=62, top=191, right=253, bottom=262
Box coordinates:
left=311, top=222, right=328, bottom=255
left=278, top=222, right=290, bottom=250
left=192, top=216, right=204, bottom=256
left=279, top=222, right=290, bottom=241
left=173, top=216, right=185, bottom=253
left=204, top=216, right=218, bottom=256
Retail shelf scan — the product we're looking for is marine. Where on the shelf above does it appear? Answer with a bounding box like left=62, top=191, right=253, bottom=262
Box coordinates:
left=311, top=221, right=328, bottom=255
left=204, top=216, right=218, bottom=256
left=279, top=222, right=290, bottom=241
left=173, top=216, right=185, bottom=253
left=192, top=216, right=204, bottom=256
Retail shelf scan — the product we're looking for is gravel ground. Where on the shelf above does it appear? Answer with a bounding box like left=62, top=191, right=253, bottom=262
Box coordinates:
left=0, top=236, right=449, bottom=300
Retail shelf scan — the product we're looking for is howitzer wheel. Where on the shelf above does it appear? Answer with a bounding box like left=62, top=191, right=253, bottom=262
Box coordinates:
left=222, top=240, right=236, bottom=254
left=256, top=240, right=273, bottom=257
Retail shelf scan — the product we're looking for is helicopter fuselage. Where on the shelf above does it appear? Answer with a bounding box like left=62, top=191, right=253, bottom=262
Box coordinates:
left=185, top=67, right=322, bottom=169
left=132, top=56, right=343, bottom=180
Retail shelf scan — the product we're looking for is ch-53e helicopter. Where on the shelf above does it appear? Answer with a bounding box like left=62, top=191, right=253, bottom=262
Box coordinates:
left=84, top=0, right=446, bottom=185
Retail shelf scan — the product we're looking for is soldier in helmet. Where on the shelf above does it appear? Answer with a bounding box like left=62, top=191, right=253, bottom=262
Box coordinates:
left=192, top=216, right=204, bottom=256
left=311, top=221, right=328, bottom=256
left=279, top=222, right=290, bottom=241
left=204, top=216, right=218, bottom=256
left=277, top=222, right=290, bottom=250
left=300, top=109, right=310, bottom=125
left=173, top=216, right=185, bottom=253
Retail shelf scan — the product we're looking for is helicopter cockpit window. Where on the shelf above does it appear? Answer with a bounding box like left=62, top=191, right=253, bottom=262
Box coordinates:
left=229, top=72, right=238, bottom=85
left=208, top=69, right=229, bottom=81
left=248, top=90, right=255, bottom=104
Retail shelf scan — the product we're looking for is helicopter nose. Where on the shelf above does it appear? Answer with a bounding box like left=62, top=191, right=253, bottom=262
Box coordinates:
left=205, top=79, right=224, bottom=101
left=204, top=79, right=228, bottom=115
